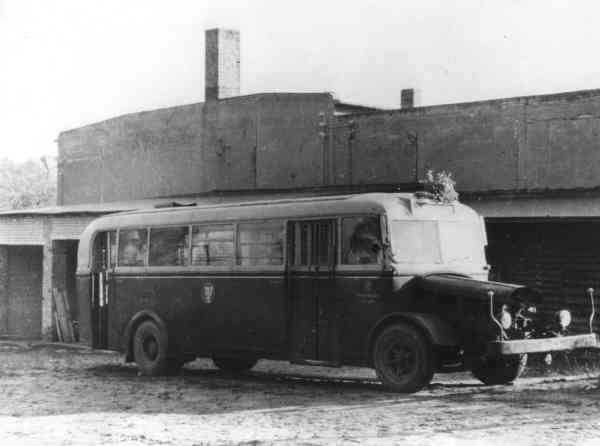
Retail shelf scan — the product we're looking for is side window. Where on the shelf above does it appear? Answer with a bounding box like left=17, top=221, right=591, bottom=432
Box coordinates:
left=108, top=230, right=117, bottom=268
left=238, top=221, right=284, bottom=266
left=118, top=229, right=148, bottom=266
left=342, top=216, right=383, bottom=265
left=191, top=224, right=234, bottom=266
left=289, top=220, right=335, bottom=267
left=149, top=226, right=189, bottom=266
left=92, top=231, right=112, bottom=270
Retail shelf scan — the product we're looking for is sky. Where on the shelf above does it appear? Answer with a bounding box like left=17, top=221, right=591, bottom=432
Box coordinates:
left=1, top=0, right=600, bottom=161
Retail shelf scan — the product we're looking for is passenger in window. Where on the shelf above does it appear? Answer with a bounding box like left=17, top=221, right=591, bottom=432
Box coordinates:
left=121, top=230, right=145, bottom=266
left=348, top=233, right=382, bottom=264
left=345, top=219, right=383, bottom=265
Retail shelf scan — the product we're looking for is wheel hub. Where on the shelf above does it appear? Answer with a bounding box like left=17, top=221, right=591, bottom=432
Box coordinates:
left=384, top=343, right=416, bottom=377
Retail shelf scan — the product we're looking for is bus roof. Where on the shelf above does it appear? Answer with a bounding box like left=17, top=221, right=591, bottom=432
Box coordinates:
left=77, top=193, right=480, bottom=271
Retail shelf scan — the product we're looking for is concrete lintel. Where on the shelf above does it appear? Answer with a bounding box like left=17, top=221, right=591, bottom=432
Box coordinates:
left=465, top=195, right=600, bottom=219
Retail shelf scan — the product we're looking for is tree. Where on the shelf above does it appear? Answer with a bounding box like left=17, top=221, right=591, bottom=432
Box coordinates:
left=0, top=156, right=57, bottom=210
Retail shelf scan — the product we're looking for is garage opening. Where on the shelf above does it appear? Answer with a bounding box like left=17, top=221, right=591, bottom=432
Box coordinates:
left=0, top=246, right=43, bottom=339
left=487, top=220, right=600, bottom=333
left=52, top=240, right=79, bottom=341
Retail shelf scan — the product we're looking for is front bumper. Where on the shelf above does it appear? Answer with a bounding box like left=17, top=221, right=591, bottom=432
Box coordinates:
left=486, top=333, right=600, bottom=356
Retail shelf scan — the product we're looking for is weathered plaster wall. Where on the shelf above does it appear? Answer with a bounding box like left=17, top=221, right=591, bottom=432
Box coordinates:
left=333, top=89, right=600, bottom=192
left=58, top=93, right=333, bottom=205
left=59, top=88, right=600, bottom=204
left=58, top=102, right=206, bottom=205
left=209, top=93, right=331, bottom=190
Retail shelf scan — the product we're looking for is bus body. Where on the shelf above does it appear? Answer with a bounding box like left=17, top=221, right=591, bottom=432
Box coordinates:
left=76, top=192, right=599, bottom=392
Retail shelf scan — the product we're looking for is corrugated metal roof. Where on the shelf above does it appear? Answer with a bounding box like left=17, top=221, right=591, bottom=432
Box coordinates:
left=0, top=198, right=198, bottom=216
left=0, top=185, right=423, bottom=217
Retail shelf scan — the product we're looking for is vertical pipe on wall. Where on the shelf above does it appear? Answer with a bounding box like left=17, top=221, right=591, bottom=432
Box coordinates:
left=347, top=120, right=357, bottom=186
left=318, top=112, right=328, bottom=186
left=407, top=130, right=419, bottom=182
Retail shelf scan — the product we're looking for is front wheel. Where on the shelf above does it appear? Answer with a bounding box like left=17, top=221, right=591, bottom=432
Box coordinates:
left=212, top=357, right=258, bottom=373
left=471, top=354, right=527, bottom=385
left=372, top=324, right=434, bottom=393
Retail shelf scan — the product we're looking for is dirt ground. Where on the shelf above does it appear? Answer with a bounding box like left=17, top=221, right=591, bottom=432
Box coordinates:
left=0, top=342, right=599, bottom=446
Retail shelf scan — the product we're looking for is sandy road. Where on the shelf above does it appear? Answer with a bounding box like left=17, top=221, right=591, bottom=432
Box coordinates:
left=0, top=342, right=599, bottom=446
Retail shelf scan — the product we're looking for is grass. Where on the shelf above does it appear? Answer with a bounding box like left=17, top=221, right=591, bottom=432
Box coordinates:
left=523, top=349, right=600, bottom=378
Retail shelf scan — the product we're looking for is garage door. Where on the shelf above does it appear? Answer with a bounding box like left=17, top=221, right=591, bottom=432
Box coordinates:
left=6, top=246, right=43, bottom=338
left=487, top=220, right=600, bottom=333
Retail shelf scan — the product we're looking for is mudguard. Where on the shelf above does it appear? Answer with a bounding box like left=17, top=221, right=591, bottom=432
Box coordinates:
left=368, top=312, right=460, bottom=357
left=418, top=274, right=542, bottom=304
left=122, top=310, right=168, bottom=362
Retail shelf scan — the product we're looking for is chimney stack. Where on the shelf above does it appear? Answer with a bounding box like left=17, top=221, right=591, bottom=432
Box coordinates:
left=401, top=89, right=415, bottom=109
left=205, top=28, right=240, bottom=101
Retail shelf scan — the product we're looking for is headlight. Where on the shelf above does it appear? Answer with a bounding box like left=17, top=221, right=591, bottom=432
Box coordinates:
left=557, top=309, right=572, bottom=329
left=499, top=306, right=512, bottom=329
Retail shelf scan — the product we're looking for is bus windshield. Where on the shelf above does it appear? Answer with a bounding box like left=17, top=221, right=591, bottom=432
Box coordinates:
left=438, top=221, right=486, bottom=265
left=390, top=220, right=485, bottom=265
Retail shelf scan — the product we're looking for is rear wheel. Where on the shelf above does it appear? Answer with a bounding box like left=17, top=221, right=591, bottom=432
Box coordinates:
left=212, top=357, right=258, bottom=373
left=471, top=354, right=527, bottom=385
left=372, top=324, right=434, bottom=393
left=133, top=320, right=169, bottom=376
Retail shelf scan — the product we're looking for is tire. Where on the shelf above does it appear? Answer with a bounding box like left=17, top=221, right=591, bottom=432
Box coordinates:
left=133, top=320, right=169, bottom=376
left=212, top=357, right=258, bottom=373
left=471, top=354, right=527, bottom=385
left=372, top=323, right=434, bottom=393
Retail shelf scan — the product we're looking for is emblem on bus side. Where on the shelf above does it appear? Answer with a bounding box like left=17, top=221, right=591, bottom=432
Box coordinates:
left=202, top=283, right=215, bottom=304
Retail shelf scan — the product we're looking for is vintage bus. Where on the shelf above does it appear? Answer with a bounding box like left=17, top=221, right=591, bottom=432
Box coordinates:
left=76, top=192, right=599, bottom=393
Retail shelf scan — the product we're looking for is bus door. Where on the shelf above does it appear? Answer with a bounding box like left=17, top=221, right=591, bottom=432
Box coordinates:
left=288, top=219, right=340, bottom=364
left=91, top=231, right=115, bottom=349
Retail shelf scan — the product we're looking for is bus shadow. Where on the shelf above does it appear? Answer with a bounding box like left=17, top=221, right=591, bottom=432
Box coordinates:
left=189, top=367, right=388, bottom=392
left=86, top=362, right=388, bottom=391
left=66, top=363, right=546, bottom=418
left=86, top=361, right=486, bottom=394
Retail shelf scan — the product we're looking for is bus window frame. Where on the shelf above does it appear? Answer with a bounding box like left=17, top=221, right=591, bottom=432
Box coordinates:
left=235, top=219, right=287, bottom=272
left=146, top=224, right=192, bottom=269
left=336, top=213, right=387, bottom=273
left=92, top=214, right=387, bottom=275
left=288, top=219, right=311, bottom=272
left=110, top=220, right=288, bottom=274
left=189, top=222, right=236, bottom=270
left=287, top=217, right=338, bottom=272
left=112, top=226, right=149, bottom=274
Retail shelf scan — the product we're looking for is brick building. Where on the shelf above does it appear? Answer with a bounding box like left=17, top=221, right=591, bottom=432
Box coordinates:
left=2, top=27, right=600, bottom=339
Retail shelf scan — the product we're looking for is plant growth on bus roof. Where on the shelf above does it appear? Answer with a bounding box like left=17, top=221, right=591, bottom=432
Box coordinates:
left=420, top=170, right=459, bottom=204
